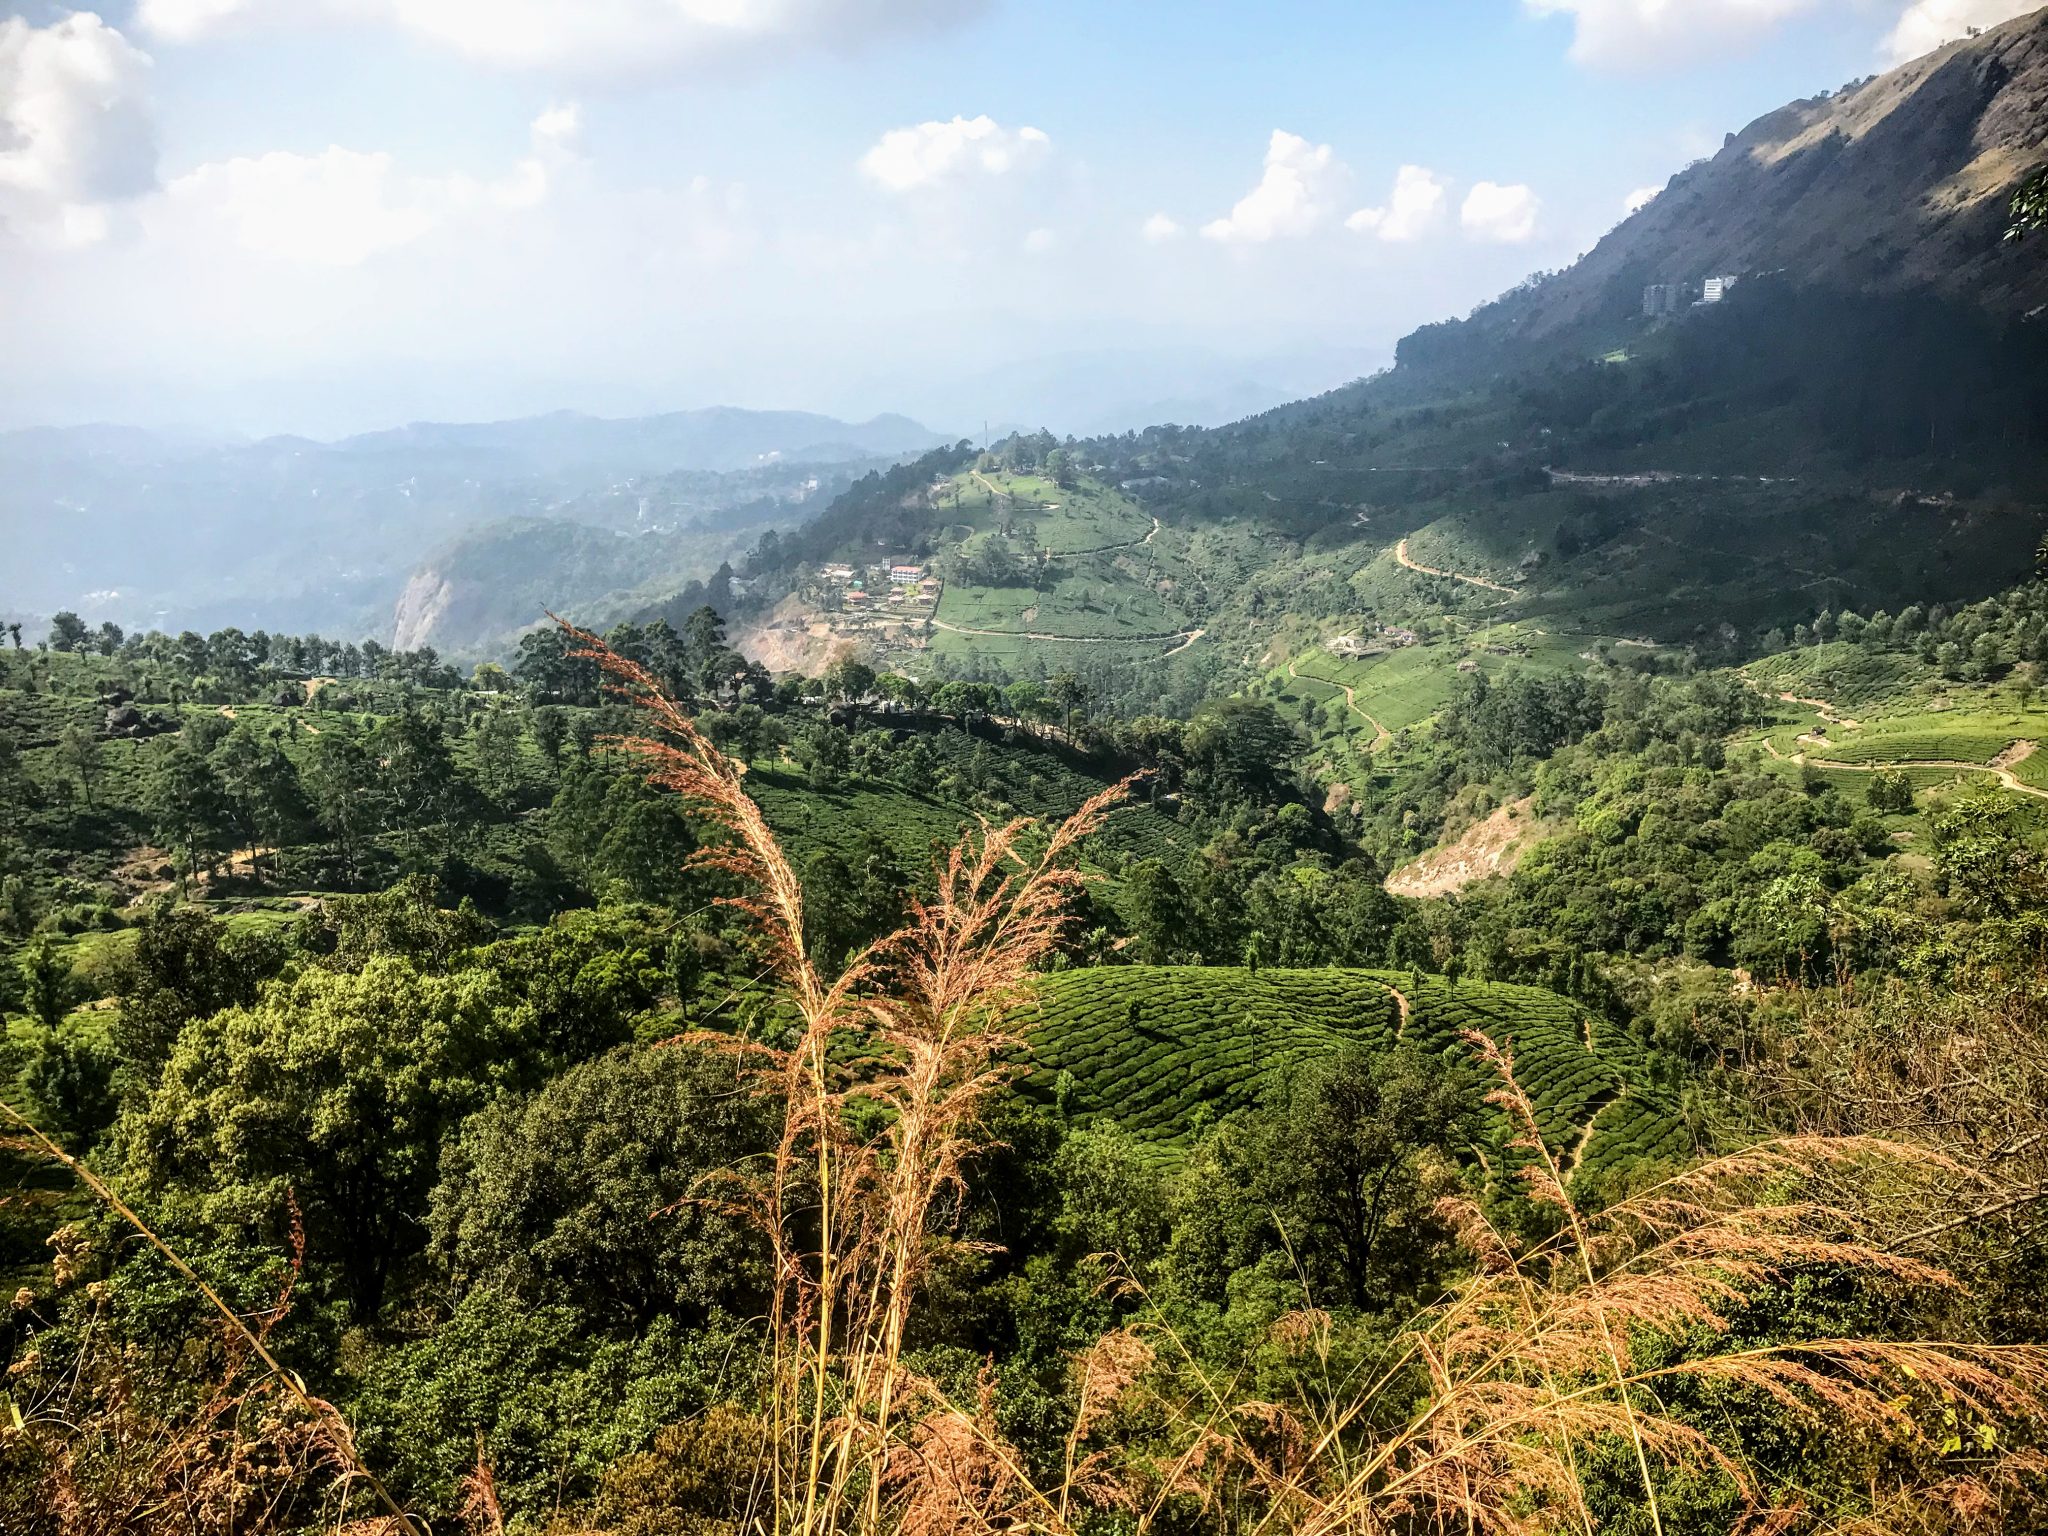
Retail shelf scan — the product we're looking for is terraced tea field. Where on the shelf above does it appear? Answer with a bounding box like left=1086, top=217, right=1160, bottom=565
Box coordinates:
left=945, top=471, right=1155, bottom=555
left=1017, top=967, right=1687, bottom=1184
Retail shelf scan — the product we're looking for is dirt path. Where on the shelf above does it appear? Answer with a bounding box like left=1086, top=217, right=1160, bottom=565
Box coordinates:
left=1764, top=736, right=2048, bottom=799
left=1288, top=656, right=1392, bottom=752
left=1393, top=537, right=1514, bottom=595
left=1045, top=516, right=1163, bottom=560
left=929, top=616, right=1203, bottom=656
left=1562, top=1085, right=1620, bottom=1179
left=1740, top=672, right=1861, bottom=729
left=1383, top=980, right=1411, bottom=1038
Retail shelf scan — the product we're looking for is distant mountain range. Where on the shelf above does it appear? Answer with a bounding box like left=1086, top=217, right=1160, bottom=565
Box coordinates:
left=0, top=406, right=947, bottom=644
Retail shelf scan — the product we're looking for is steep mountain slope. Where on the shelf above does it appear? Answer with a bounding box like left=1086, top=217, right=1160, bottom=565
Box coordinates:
left=1405, top=6, right=2048, bottom=373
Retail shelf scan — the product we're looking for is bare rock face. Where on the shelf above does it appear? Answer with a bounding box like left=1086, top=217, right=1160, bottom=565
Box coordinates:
left=392, top=570, right=455, bottom=652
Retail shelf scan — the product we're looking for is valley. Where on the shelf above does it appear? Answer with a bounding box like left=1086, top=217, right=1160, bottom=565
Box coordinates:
left=6, top=9, right=2048, bottom=1534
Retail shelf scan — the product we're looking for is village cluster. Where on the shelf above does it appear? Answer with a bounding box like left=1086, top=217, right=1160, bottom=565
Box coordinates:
left=817, top=559, right=940, bottom=615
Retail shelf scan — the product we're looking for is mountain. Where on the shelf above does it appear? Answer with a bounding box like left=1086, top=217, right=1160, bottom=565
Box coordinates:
left=336, top=407, right=946, bottom=479
left=1404, top=6, right=2048, bottom=374
left=385, top=453, right=877, bottom=656
left=704, top=15, right=2048, bottom=704
left=0, top=407, right=943, bottom=641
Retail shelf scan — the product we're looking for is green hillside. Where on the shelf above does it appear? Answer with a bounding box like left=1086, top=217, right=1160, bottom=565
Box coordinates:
left=1017, top=966, right=1684, bottom=1182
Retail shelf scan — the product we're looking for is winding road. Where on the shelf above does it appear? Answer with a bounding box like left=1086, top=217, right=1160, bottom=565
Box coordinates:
left=1393, top=537, right=1515, bottom=595
left=1740, top=671, right=2048, bottom=798
left=1288, top=655, right=1392, bottom=752
left=1760, top=735, right=2048, bottom=799
left=1739, top=672, right=1860, bottom=729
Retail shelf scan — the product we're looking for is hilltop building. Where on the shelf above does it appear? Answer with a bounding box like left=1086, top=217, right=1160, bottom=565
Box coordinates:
left=1701, top=273, right=1738, bottom=303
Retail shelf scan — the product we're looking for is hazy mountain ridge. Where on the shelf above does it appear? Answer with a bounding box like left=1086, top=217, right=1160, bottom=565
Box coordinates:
left=0, top=407, right=944, bottom=640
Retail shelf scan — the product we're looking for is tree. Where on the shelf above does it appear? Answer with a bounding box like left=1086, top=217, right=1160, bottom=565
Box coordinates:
left=20, top=1025, right=117, bottom=1146
left=471, top=706, right=527, bottom=808
left=370, top=708, right=469, bottom=866
left=1185, top=697, right=1297, bottom=797
left=144, top=740, right=232, bottom=888
left=46, top=611, right=87, bottom=652
left=824, top=656, right=876, bottom=704
left=16, top=935, right=72, bottom=1029
left=1867, top=769, right=1915, bottom=815
left=55, top=722, right=100, bottom=807
left=129, top=955, right=540, bottom=1320
left=1002, top=679, right=1050, bottom=726
left=113, top=904, right=281, bottom=1074
left=531, top=706, right=570, bottom=774
left=211, top=726, right=311, bottom=879
left=302, top=732, right=382, bottom=885
left=429, top=1043, right=772, bottom=1327
left=1245, top=1044, right=1466, bottom=1308
left=2007, top=165, right=2047, bottom=243
left=1047, top=671, right=1088, bottom=734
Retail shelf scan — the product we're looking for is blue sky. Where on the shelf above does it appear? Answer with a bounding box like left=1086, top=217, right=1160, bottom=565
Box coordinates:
left=0, top=0, right=2036, bottom=437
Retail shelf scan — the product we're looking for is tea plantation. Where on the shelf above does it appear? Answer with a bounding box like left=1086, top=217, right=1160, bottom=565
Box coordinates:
left=1017, top=966, right=1686, bottom=1182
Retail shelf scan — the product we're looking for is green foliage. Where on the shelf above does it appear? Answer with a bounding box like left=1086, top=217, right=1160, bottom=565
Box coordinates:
left=127, top=954, right=546, bottom=1318
left=429, top=1043, right=770, bottom=1328
left=2008, top=165, right=2047, bottom=243
left=1020, top=965, right=1681, bottom=1178
left=354, top=1290, right=753, bottom=1521
left=112, top=904, right=283, bottom=1073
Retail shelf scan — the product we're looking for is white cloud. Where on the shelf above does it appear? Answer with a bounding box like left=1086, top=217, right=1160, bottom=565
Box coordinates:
left=135, top=0, right=988, bottom=82
left=159, top=149, right=436, bottom=265
left=1883, top=0, right=2036, bottom=61
left=1022, top=226, right=1056, bottom=254
left=1524, top=0, right=1820, bottom=68
left=153, top=113, right=563, bottom=266
left=857, top=114, right=1049, bottom=193
left=1625, top=183, right=1662, bottom=213
left=1346, top=164, right=1449, bottom=242
left=1141, top=212, right=1184, bottom=242
left=531, top=102, right=584, bottom=156
left=1201, top=129, right=1347, bottom=244
left=0, top=13, right=158, bottom=245
left=1461, top=181, right=1542, bottom=242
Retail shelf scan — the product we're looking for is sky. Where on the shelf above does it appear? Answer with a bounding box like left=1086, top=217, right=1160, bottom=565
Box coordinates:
left=0, top=0, right=2039, bottom=439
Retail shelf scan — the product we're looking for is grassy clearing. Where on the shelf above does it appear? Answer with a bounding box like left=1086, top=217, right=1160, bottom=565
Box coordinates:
left=933, top=559, right=1188, bottom=638
left=945, top=472, right=1154, bottom=555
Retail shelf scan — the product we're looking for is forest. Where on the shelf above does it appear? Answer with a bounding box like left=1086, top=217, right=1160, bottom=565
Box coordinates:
left=7, top=544, right=2048, bottom=1535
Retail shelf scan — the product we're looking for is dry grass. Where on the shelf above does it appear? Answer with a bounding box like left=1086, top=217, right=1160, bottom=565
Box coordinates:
left=1059, top=1034, right=2048, bottom=1536
left=576, top=624, right=2048, bottom=1536
left=10, top=624, right=2048, bottom=1535
left=0, top=1109, right=419, bottom=1533
left=569, top=622, right=1140, bottom=1536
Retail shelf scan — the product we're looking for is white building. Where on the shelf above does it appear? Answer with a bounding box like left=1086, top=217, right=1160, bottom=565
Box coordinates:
left=1701, top=274, right=1738, bottom=304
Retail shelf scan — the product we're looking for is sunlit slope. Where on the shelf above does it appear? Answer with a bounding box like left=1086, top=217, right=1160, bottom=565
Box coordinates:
left=1017, top=966, right=1685, bottom=1181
